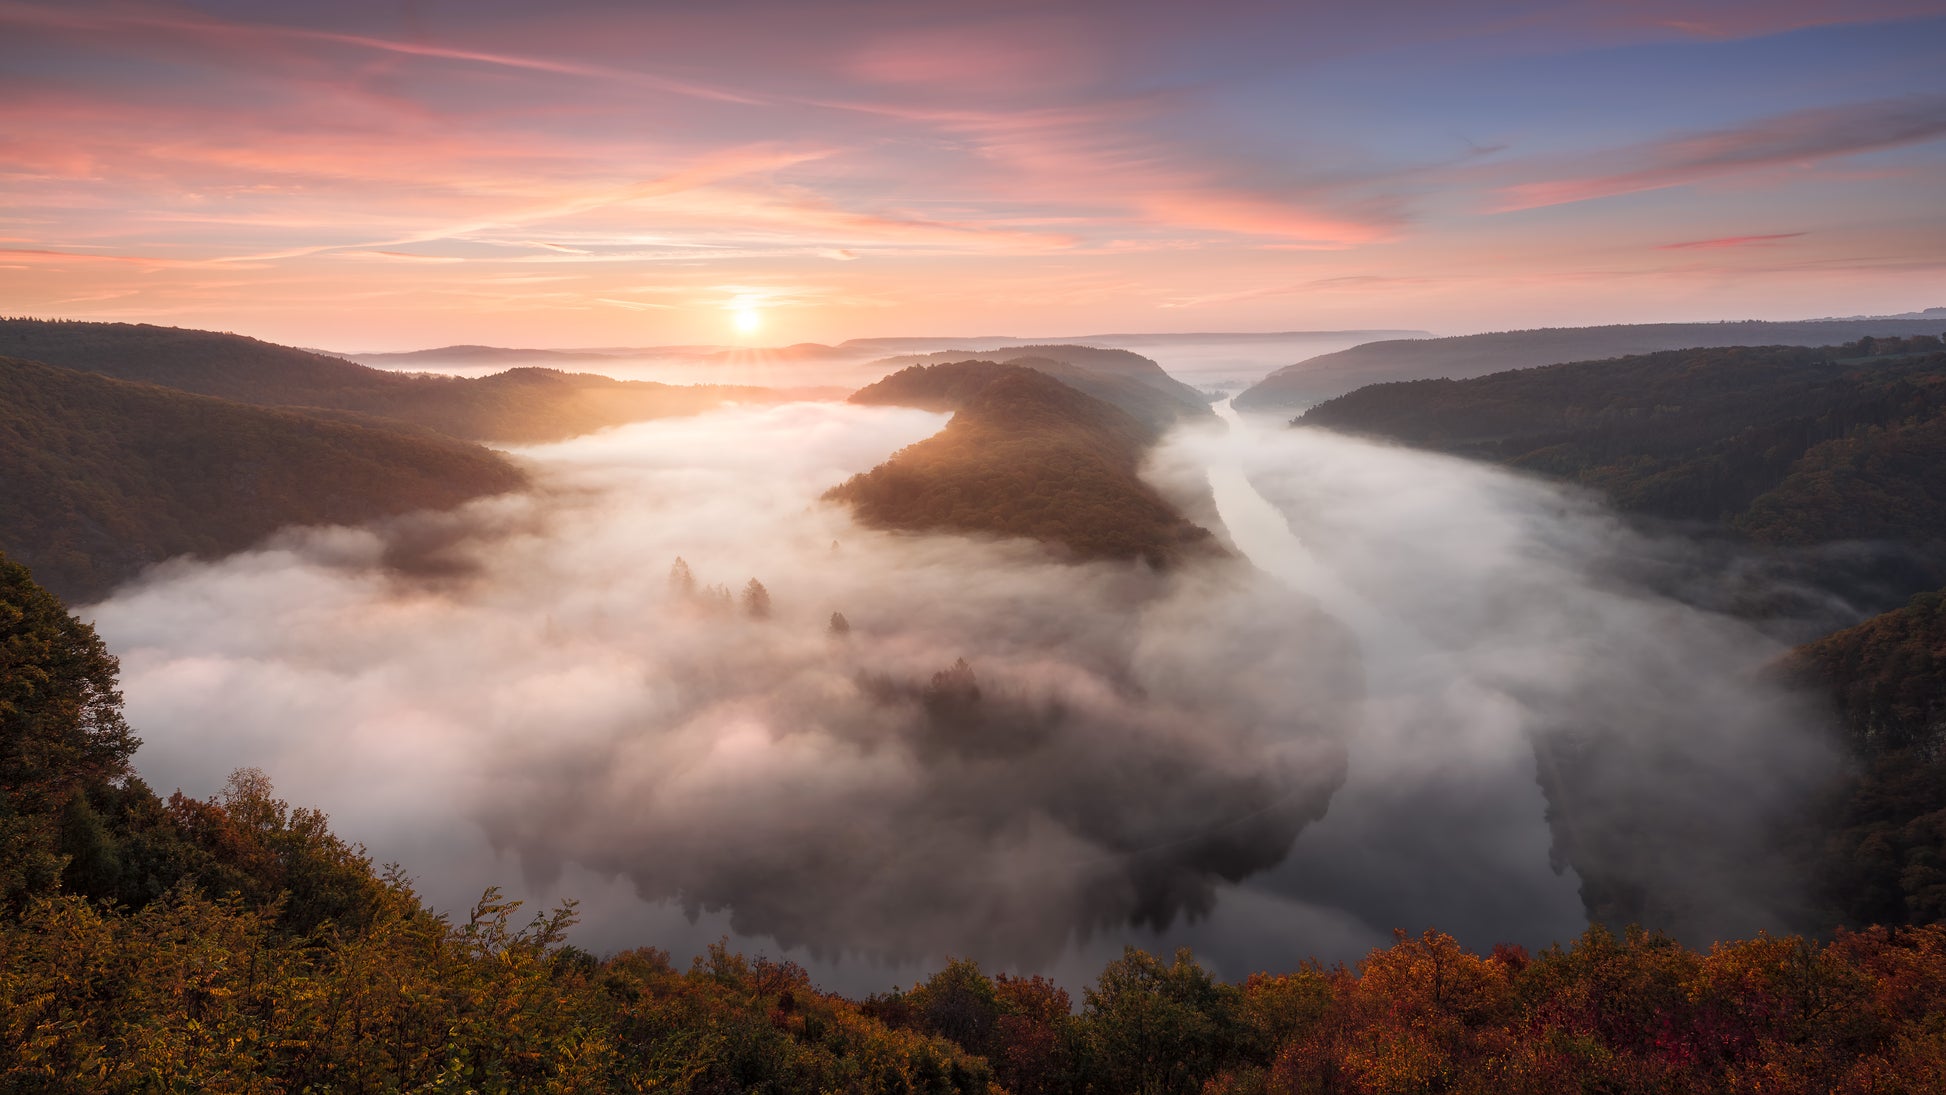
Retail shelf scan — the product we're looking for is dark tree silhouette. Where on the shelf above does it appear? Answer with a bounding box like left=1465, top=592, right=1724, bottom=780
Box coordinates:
left=742, top=579, right=772, bottom=620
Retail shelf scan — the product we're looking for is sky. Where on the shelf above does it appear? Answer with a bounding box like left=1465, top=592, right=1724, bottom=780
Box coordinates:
left=4, top=0, right=1945, bottom=349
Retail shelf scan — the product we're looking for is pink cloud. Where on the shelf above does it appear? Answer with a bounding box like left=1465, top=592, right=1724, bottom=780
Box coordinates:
left=0, top=247, right=211, bottom=269
left=812, top=92, right=1403, bottom=247
left=1496, top=95, right=1946, bottom=211
left=845, top=13, right=1107, bottom=98
left=2, top=3, right=1410, bottom=258
left=1137, top=191, right=1399, bottom=249
left=1657, top=232, right=1807, bottom=250
left=1608, top=0, right=1946, bottom=38
left=0, top=1, right=759, bottom=104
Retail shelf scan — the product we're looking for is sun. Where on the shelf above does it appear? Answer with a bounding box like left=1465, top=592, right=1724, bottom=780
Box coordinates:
left=733, top=306, right=761, bottom=335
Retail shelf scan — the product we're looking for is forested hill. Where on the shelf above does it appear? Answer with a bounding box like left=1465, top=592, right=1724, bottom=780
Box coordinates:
left=0, top=355, right=524, bottom=603
left=1297, top=339, right=1946, bottom=568
left=0, top=319, right=772, bottom=444
left=1781, top=588, right=1946, bottom=929
left=828, top=362, right=1218, bottom=566
left=869, top=344, right=1212, bottom=427
left=9, top=552, right=1946, bottom=1090
left=1235, top=318, right=1946, bottom=411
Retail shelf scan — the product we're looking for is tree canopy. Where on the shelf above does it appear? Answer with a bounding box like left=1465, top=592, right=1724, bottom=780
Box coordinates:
left=0, top=552, right=134, bottom=907
left=0, top=354, right=527, bottom=603
left=830, top=363, right=1219, bottom=568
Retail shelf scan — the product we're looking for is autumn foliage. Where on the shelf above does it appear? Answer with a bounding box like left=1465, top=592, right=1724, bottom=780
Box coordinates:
left=10, top=893, right=1946, bottom=1093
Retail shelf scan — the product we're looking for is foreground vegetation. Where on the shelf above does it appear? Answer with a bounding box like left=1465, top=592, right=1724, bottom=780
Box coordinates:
left=8, top=549, right=1946, bottom=1092
left=13, top=893, right=1946, bottom=1094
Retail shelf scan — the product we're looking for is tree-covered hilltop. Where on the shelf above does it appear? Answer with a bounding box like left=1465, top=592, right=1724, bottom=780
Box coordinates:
left=1298, top=339, right=1946, bottom=592
left=1781, top=588, right=1946, bottom=930
left=870, top=344, right=1214, bottom=428
left=829, top=363, right=1219, bottom=567
left=7, top=551, right=1946, bottom=1092
left=998, top=355, right=1211, bottom=432
left=0, top=355, right=525, bottom=603
left=0, top=318, right=777, bottom=444
left=1234, top=319, right=1946, bottom=412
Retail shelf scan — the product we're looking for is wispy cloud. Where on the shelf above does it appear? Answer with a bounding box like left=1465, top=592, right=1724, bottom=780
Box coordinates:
left=1160, top=274, right=1446, bottom=309
left=334, top=250, right=466, bottom=264
left=1495, top=95, right=1946, bottom=211
left=0, top=0, right=761, bottom=104
left=1614, top=0, right=1946, bottom=38
left=594, top=297, right=676, bottom=311
left=1657, top=232, right=1807, bottom=250
left=0, top=247, right=218, bottom=269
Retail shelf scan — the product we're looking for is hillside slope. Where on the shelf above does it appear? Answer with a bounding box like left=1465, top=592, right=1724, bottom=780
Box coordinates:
left=0, top=319, right=770, bottom=443
left=0, top=356, right=525, bottom=602
left=1782, top=589, right=1946, bottom=928
left=829, top=362, right=1217, bottom=566
left=1236, top=319, right=1946, bottom=411
left=1297, top=340, right=1946, bottom=571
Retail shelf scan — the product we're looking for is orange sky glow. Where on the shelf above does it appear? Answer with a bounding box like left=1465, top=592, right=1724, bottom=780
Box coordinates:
left=3, top=0, right=1944, bottom=350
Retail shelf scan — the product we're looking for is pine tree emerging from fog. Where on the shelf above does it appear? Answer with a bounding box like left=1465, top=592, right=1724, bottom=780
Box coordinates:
left=742, top=579, right=771, bottom=619
left=828, top=611, right=851, bottom=636
left=923, top=658, right=980, bottom=715
left=668, top=557, right=695, bottom=596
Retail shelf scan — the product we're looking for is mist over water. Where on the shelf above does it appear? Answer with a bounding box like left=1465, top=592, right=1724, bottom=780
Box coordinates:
left=81, top=364, right=1834, bottom=990
left=1154, top=402, right=1833, bottom=950
left=86, top=400, right=1360, bottom=988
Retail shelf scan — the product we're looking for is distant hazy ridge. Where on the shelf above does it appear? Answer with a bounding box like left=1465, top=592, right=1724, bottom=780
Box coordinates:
left=0, top=319, right=777, bottom=444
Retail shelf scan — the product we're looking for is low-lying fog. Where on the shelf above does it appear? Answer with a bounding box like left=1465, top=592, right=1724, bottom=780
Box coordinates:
left=83, top=351, right=1831, bottom=995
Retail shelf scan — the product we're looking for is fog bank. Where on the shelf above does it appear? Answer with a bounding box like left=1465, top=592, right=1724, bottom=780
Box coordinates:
left=89, top=401, right=1358, bottom=974
left=1145, top=404, right=1834, bottom=949
left=83, top=393, right=1836, bottom=990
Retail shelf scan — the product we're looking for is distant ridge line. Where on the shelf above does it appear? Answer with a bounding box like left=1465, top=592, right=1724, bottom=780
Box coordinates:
left=333, top=330, right=1434, bottom=358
